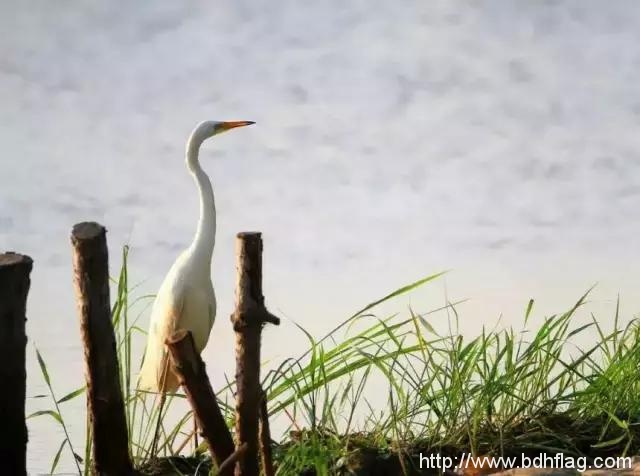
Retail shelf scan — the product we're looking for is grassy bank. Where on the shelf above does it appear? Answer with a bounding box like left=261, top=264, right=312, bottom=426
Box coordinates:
left=31, top=247, right=640, bottom=475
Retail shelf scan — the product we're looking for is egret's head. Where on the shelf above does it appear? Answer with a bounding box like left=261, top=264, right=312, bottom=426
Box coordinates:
left=186, top=120, right=255, bottom=169
left=193, top=120, right=255, bottom=143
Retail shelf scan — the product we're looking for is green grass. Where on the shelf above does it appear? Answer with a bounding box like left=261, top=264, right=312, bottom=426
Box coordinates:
left=30, top=247, right=640, bottom=475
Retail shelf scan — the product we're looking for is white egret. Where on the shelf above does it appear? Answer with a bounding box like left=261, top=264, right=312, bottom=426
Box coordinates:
left=137, top=119, right=255, bottom=454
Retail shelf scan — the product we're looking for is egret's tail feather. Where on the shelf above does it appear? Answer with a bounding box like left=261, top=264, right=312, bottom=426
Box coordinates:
left=137, top=345, right=180, bottom=393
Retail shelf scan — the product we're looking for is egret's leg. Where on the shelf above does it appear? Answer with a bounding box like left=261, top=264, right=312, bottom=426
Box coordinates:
left=150, top=391, right=166, bottom=457
left=150, top=355, right=171, bottom=457
left=193, top=414, right=199, bottom=451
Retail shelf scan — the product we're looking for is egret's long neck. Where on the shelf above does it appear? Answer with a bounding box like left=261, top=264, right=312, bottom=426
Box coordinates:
left=186, top=134, right=216, bottom=266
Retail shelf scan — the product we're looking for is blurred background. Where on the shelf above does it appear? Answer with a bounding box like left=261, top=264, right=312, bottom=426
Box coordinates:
left=1, top=1, right=639, bottom=472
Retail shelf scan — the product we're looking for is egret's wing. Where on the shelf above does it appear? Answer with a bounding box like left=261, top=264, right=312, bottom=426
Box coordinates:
left=155, top=289, right=186, bottom=341
left=138, top=289, right=185, bottom=392
left=177, top=284, right=215, bottom=352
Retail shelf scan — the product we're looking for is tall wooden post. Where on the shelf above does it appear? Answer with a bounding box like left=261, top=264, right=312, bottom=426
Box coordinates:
left=0, top=252, right=32, bottom=476
left=71, top=222, right=133, bottom=475
left=231, top=232, right=280, bottom=476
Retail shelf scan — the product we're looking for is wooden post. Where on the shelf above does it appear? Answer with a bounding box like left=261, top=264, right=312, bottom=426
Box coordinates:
left=0, top=252, right=32, bottom=476
left=231, top=232, right=280, bottom=476
left=71, top=222, right=133, bottom=475
left=165, top=329, right=235, bottom=470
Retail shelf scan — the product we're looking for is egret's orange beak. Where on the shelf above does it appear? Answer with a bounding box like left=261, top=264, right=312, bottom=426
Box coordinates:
left=218, top=121, right=255, bottom=132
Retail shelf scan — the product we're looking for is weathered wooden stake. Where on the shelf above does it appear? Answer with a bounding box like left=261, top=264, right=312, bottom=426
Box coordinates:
left=231, top=232, right=280, bottom=476
left=71, top=222, right=133, bottom=475
left=165, top=329, right=235, bottom=470
left=0, top=252, right=32, bottom=476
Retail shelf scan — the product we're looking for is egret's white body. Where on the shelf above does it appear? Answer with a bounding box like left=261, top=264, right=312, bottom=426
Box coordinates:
left=138, top=120, right=254, bottom=393
left=137, top=250, right=216, bottom=392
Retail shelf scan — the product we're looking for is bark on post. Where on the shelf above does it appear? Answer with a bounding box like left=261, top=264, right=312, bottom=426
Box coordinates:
left=165, top=329, right=235, bottom=470
left=231, top=232, right=280, bottom=476
left=71, top=222, right=133, bottom=476
left=0, top=252, right=32, bottom=476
